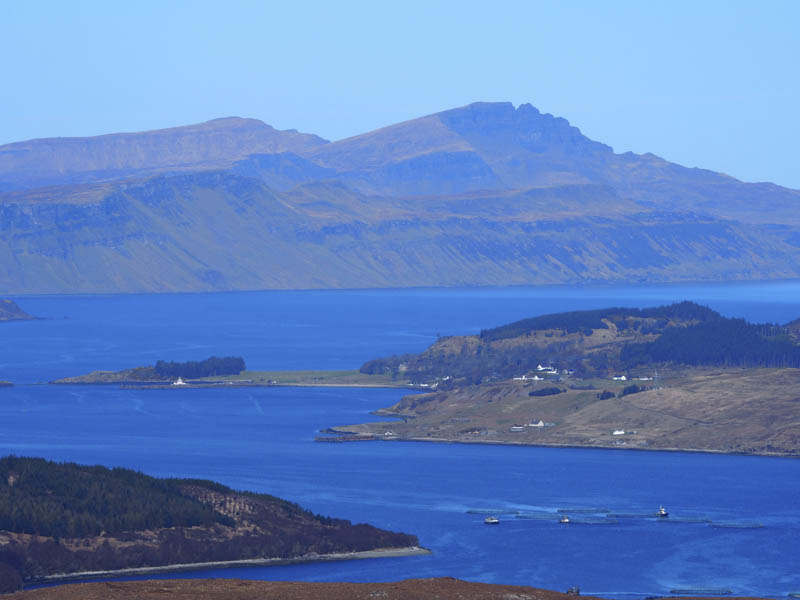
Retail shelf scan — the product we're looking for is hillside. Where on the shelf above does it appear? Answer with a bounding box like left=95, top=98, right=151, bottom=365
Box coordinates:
left=332, top=303, right=800, bottom=455
left=2, top=578, right=762, bottom=600
left=2, top=102, right=800, bottom=293
left=0, top=457, right=420, bottom=593
left=332, top=368, right=800, bottom=456
left=360, top=302, right=800, bottom=385
left=1, top=173, right=800, bottom=293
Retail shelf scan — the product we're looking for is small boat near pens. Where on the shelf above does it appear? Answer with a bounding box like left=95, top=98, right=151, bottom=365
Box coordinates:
left=559, top=515, right=570, bottom=524
left=484, top=516, right=500, bottom=525
left=658, top=505, right=669, bottom=517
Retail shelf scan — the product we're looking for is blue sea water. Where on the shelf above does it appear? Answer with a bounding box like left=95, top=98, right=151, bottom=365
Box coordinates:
left=2, top=282, right=800, bottom=597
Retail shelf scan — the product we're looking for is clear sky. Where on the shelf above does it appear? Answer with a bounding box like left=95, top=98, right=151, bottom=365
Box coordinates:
left=2, top=0, right=799, bottom=188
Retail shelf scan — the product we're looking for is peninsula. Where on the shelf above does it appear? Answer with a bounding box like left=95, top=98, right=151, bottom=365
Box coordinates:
left=48, top=302, right=800, bottom=456
left=51, top=358, right=405, bottom=389
left=327, top=302, right=800, bottom=456
left=0, top=457, right=422, bottom=594
left=0, top=300, right=35, bottom=322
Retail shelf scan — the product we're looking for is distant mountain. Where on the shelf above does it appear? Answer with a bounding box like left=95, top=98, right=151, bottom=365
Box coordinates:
left=0, top=118, right=328, bottom=190
left=1, top=102, right=799, bottom=294
left=301, top=103, right=800, bottom=224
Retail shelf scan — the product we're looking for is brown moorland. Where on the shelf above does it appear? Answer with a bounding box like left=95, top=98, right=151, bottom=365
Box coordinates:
left=4, top=578, right=770, bottom=600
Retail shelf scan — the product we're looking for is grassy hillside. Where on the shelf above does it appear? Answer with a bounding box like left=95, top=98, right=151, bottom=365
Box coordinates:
left=333, top=368, right=800, bottom=456
left=2, top=173, right=800, bottom=293
left=341, top=302, right=800, bottom=455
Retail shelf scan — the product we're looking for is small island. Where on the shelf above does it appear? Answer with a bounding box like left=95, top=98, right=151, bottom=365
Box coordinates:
left=51, top=357, right=406, bottom=389
left=326, top=302, right=800, bottom=456
left=0, top=457, right=424, bottom=593
left=0, top=300, right=35, bottom=322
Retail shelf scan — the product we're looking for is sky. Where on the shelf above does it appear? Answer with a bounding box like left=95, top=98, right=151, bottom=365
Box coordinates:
left=1, top=0, right=799, bottom=188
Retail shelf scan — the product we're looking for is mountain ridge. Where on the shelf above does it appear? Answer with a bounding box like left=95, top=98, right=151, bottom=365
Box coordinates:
left=1, top=101, right=799, bottom=294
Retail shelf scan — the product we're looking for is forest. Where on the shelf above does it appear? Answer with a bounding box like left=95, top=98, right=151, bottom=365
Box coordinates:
left=480, top=301, right=719, bottom=341
left=0, top=456, right=239, bottom=538
left=154, top=356, right=245, bottom=379
left=620, top=318, right=800, bottom=368
left=0, top=456, right=331, bottom=539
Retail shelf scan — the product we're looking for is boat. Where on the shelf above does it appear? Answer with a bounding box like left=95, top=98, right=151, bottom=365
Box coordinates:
left=658, top=505, right=669, bottom=517
left=484, top=516, right=500, bottom=525
left=559, top=515, right=570, bottom=524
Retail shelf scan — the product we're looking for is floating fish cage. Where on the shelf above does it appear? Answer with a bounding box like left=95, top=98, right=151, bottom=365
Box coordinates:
left=655, top=517, right=711, bottom=524
left=466, top=508, right=520, bottom=515
left=670, top=589, right=732, bottom=595
left=787, top=592, right=800, bottom=598
left=607, top=512, right=660, bottom=519
left=568, top=517, right=619, bottom=525
left=557, top=507, right=611, bottom=514
left=709, top=522, right=764, bottom=529
left=515, top=512, right=558, bottom=520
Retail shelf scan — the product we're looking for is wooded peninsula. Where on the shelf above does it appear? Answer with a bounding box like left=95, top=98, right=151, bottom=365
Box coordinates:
left=0, top=457, right=421, bottom=594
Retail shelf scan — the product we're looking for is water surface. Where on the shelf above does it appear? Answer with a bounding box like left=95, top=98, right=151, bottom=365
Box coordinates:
left=2, top=283, right=799, bottom=597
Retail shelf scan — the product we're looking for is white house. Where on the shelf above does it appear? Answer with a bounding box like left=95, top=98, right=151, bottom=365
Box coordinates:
left=612, top=375, right=627, bottom=381
left=612, top=429, right=625, bottom=436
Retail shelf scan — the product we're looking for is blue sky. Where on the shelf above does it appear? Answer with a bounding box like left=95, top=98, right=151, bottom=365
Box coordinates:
left=2, top=0, right=799, bottom=188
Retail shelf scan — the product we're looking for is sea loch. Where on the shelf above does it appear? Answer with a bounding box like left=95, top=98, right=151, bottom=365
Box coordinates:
left=2, top=282, right=799, bottom=597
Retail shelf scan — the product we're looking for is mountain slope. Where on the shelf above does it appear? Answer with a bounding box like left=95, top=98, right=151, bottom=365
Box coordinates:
left=1, top=173, right=799, bottom=294
left=303, top=102, right=733, bottom=195
left=1, top=102, right=800, bottom=293
left=300, top=103, right=800, bottom=225
left=0, top=118, right=328, bottom=190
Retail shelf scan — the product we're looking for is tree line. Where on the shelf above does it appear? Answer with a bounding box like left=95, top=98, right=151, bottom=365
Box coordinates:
left=0, top=456, right=234, bottom=538
left=480, top=301, right=719, bottom=342
left=621, top=318, right=800, bottom=368
left=154, top=356, right=245, bottom=379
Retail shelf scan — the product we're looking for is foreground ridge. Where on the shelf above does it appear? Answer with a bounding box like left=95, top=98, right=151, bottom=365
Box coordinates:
left=4, top=578, right=771, bottom=600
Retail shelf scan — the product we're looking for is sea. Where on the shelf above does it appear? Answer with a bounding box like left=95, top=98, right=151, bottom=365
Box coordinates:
left=2, top=281, right=799, bottom=597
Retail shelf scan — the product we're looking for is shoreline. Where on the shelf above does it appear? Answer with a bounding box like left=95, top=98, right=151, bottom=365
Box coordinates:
left=29, top=546, right=430, bottom=587
left=322, top=429, right=800, bottom=459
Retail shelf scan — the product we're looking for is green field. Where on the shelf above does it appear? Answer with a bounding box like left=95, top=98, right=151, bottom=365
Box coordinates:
left=202, top=369, right=408, bottom=388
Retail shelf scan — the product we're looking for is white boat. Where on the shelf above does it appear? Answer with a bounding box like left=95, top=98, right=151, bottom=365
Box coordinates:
left=484, top=516, right=500, bottom=525
left=658, top=505, right=669, bottom=517
left=559, top=515, right=570, bottom=524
